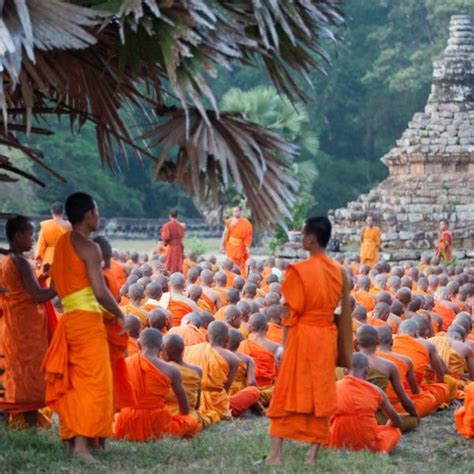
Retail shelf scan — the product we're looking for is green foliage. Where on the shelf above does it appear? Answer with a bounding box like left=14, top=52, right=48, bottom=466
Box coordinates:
left=183, top=234, right=206, bottom=258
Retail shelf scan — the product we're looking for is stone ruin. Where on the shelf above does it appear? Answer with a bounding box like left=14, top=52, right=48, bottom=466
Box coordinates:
left=329, top=15, right=474, bottom=260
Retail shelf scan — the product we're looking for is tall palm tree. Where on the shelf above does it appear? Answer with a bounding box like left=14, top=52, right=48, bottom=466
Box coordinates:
left=0, top=0, right=345, bottom=226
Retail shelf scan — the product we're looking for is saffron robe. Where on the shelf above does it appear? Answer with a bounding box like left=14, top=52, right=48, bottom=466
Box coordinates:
left=161, top=220, right=185, bottom=274
left=354, top=290, right=376, bottom=312
left=238, top=339, right=276, bottom=387
left=429, top=336, right=467, bottom=378
left=267, top=253, right=346, bottom=444
left=43, top=232, right=113, bottom=440
left=168, top=299, right=194, bottom=327
left=329, top=375, right=401, bottom=453
left=360, top=226, right=381, bottom=267
left=127, top=337, right=140, bottom=357
left=114, top=354, right=199, bottom=441
left=266, top=322, right=283, bottom=345
left=35, top=219, right=71, bottom=267
left=435, top=229, right=453, bottom=263
left=121, top=303, right=149, bottom=329
left=168, top=325, right=206, bottom=346
left=0, top=256, right=48, bottom=413
left=455, top=382, right=474, bottom=438
left=224, top=217, right=253, bottom=276
left=110, top=259, right=128, bottom=288
left=433, top=301, right=456, bottom=332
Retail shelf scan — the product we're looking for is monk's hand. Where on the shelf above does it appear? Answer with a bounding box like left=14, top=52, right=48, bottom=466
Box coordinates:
left=43, top=263, right=51, bottom=274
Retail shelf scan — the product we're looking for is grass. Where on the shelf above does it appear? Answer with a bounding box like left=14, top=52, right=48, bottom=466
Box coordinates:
left=1, top=407, right=472, bottom=473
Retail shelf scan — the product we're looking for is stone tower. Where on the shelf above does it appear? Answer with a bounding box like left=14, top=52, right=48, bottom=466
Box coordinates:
left=330, top=15, right=474, bottom=253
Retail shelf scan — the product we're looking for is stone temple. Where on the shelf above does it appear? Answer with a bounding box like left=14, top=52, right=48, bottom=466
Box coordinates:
left=330, top=15, right=474, bottom=256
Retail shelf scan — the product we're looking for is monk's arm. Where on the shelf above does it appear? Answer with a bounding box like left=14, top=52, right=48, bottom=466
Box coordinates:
left=246, top=357, right=257, bottom=387
left=220, top=224, right=229, bottom=250
left=360, top=227, right=365, bottom=245
left=428, top=344, right=446, bottom=382
left=224, top=353, right=239, bottom=392
left=380, top=391, right=401, bottom=429
left=389, top=366, right=418, bottom=417
left=170, top=368, right=190, bottom=415
left=406, top=365, right=421, bottom=394
left=14, top=256, right=56, bottom=303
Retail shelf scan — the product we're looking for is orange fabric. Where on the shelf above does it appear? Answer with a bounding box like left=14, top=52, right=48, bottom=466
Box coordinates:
left=201, top=292, right=217, bottom=314
left=169, top=300, right=194, bottom=327
left=127, top=338, right=140, bottom=357
left=367, top=317, right=390, bottom=330
left=214, top=304, right=228, bottom=322
left=165, top=363, right=200, bottom=414
left=224, top=270, right=236, bottom=289
left=268, top=254, right=343, bottom=444
left=266, top=322, right=283, bottom=345
left=354, top=290, right=376, bottom=312
left=238, top=339, right=276, bottom=387
left=113, top=354, right=199, bottom=441
left=184, top=342, right=231, bottom=422
left=433, top=301, right=456, bottom=332
left=214, top=287, right=228, bottom=306
left=182, top=258, right=196, bottom=278
left=435, top=230, right=453, bottom=263
left=197, top=299, right=212, bottom=313
left=43, top=232, right=113, bottom=440
left=0, top=256, right=48, bottom=413
left=329, top=375, right=401, bottom=453
left=455, top=382, right=474, bottom=438
left=230, top=386, right=260, bottom=417
left=35, top=219, right=71, bottom=266
left=360, top=226, right=381, bottom=267
left=224, top=218, right=253, bottom=277
left=376, top=351, right=438, bottom=417
left=121, top=303, right=149, bottom=329
left=161, top=220, right=185, bottom=274
left=392, top=334, right=449, bottom=407
left=110, top=259, right=128, bottom=288
left=168, top=325, right=206, bottom=346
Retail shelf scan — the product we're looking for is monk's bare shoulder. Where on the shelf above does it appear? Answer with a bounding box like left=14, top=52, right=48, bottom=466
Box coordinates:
left=184, top=361, right=202, bottom=378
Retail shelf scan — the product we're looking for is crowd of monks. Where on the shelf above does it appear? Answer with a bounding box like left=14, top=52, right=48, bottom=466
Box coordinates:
left=0, top=196, right=472, bottom=466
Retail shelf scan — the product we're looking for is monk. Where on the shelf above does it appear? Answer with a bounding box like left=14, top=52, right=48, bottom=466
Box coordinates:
left=114, top=329, right=199, bottom=441
left=125, top=315, right=141, bottom=357
left=455, top=381, right=474, bottom=438
left=35, top=202, right=72, bottom=270
left=214, top=288, right=240, bottom=321
left=43, top=192, right=125, bottom=463
left=354, top=276, right=376, bottom=311
left=221, top=259, right=237, bottom=288
left=168, top=313, right=206, bottom=346
left=182, top=252, right=197, bottom=278
left=148, top=309, right=169, bottom=334
left=142, top=282, right=163, bottom=312
left=267, top=217, right=352, bottom=466
left=166, top=273, right=200, bottom=326
left=121, top=283, right=149, bottom=328
left=161, top=209, right=185, bottom=274
left=367, top=302, right=392, bottom=331
left=0, top=216, right=56, bottom=426
left=329, top=353, right=401, bottom=453
left=359, top=215, right=381, bottom=268
left=435, top=219, right=453, bottom=264
left=200, top=269, right=221, bottom=313
left=223, top=305, right=243, bottom=332
left=221, top=206, right=253, bottom=277
left=266, top=304, right=284, bottom=345
left=110, top=249, right=128, bottom=288
left=214, top=271, right=229, bottom=306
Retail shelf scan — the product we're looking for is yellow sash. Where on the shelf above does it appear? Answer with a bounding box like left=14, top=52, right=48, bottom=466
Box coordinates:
left=61, top=286, right=101, bottom=314
left=228, top=236, right=243, bottom=246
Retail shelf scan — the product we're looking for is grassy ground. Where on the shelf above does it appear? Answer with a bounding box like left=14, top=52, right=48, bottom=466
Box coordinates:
left=1, top=407, right=472, bottom=473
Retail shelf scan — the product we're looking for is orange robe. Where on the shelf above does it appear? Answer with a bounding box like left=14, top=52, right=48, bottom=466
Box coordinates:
left=433, top=301, right=456, bottom=332
left=367, top=317, right=391, bottom=330
left=435, top=229, right=453, bottom=263
left=455, top=382, right=474, bottom=438
left=354, top=290, right=376, bottom=312
left=114, top=354, right=199, bottom=441
left=168, top=325, right=206, bottom=346
left=238, top=339, right=276, bottom=387
left=266, top=322, right=283, bottom=345
left=43, top=232, right=113, bottom=440
left=360, top=226, right=381, bottom=267
left=329, top=375, right=401, bottom=453
left=121, top=303, right=149, bottom=329
left=429, top=336, right=467, bottom=379
left=392, top=334, right=449, bottom=407
left=376, top=351, right=438, bottom=417
left=161, top=220, right=185, bottom=274
left=35, top=219, right=71, bottom=267
left=201, top=292, right=217, bottom=314
left=168, top=299, right=194, bottom=327
left=224, top=270, right=236, bottom=289
left=267, top=253, right=343, bottom=444
left=214, top=287, right=228, bottom=306
left=127, top=337, right=140, bottom=357
left=197, top=298, right=212, bottom=313
left=224, top=217, right=253, bottom=277
left=110, top=259, right=128, bottom=288
left=228, top=360, right=260, bottom=417
left=214, top=304, right=228, bottom=322
left=184, top=342, right=231, bottom=423
left=0, top=256, right=48, bottom=413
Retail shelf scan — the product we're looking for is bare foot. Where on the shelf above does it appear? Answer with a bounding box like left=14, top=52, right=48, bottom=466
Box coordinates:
left=72, top=448, right=102, bottom=465
left=63, top=439, right=73, bottom=454
left=265, top=455, right=283, bottom=466
left=266, top=437, right=284, bottom=465
left=304, top=444, right=320, bottom=466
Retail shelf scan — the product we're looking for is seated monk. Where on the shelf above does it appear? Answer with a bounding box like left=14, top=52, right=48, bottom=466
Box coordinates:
left=111, top=250, right=128, bottom=288
left=221, top=259, right=236, bottom=288
left=166, top=273, right=200, bottom=327
left=241, top=282, right=258, bottom=303
left=223, top=305, right=243, bottom=331
left=162, top=334, right=211, bottom=429
left=238, top=313, right=279, bottom=406
left=186, top=266, right=201, bottom=285
left=184, top=321, right=240, bottom=423
left=142, top=282, right=163, bottom=311
left=214, top=289, right=240, bottom=321
left=356, top=325, right=419, bottom=431
left=168, top=313, right=206, bottom=346
left=456, top=284, right=472, bottom=315
left=370, top=274, right=388, bottom=296
left=199, top=312, right=215, bottom=338
left=387, top=275, right=401, bottom=298
left=227, top=329, right=261, bottom=417
left=354, top=276, right=376, bottom=311
left=148, top=309, right=169, bottom=335
left=233, top=276, right=246, bottom=294
left=367, top=302, right=392, bottom=331
left=392, top=320, right=450, bottom=407
left=182, top=252, right=197, bottom=279
left=114, top=329, right=199, bottom=441
left=329, top=353, right=401, bottom=453
left=352, top=304, right=368, bottom=331
left=121, top=283, right=149, bottom=328
left=236, top=300, right=251, bottom=338
left=265, top=304, right=283, bottom=345
left=125, top=316, right=141, bottom=357
left=433, top=287, right=459, bottom=331
left=187, top=284, right=211, bottom=313
left=264, top=292, right=280, bottom=308
left=455, top=381, right=474, bottom=438
left=376, top=327, right=438, bottom=417
left=419, top=295, right=443, bottom=333
left=453, top=313, right=474, bottom=346
left=390, top=300, right=405, bottom=320
left=214, top=272, right=229, bottom=306
left=199, top=270, right=221, bottom=313
left=396, top=288, right=417, bottom=318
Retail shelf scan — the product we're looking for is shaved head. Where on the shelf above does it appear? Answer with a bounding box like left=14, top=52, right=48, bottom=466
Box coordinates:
left=200, top=269, right=214, bottom=285
left=170, top=272, right=186, bottom=289
left=182, top=312, right=202, bottom=327
left=376, top=291, right=393, bottom=305
left=187, top=284, right=202, bottom=302
left=356, top=324, right=379, bottom=348
left=162, top=334, right=185, bottom=362
left=266, top=304, right=282, bottom=324
left=373, top=302, right=390, bottom=320
left=353, top=304, right=367, bottom=322
left=233, top=276, right=246, bottom=291
left=125, top=315, right=141, bottom=338
left=208, top=321, right=229, bottom=344
left=376, top=326, right=392, bottom=346
left=139, top=328, right=163, bottom=350
left=228, top=328, right=244, bottom=352
left=148, top=309, right=167, bottom=330
left=398, top=319, right=418, bottom=336
left=396, top=288, right=412, bottom=305
left=351, top=352, right=370, bottom=374
left=249, top=312, right=268, bottom=332
left=200, top=312, right=215, bottom=329
left=146, top=282, right=162, bottom=300
left=227, top=288, right=241, bottom=305
left=129, top=283, right=145, bottom=300
left=264, top=292, right=280, bottom=307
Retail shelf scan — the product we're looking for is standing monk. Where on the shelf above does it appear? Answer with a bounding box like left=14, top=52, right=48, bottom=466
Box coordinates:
left=35, top=202, right=72, bottom=270
left=161, top=210, right=185, bottom=274
left=360, top=215, right=381, bottom=268
left=0, top=216, right=56, bottom=425
left=435, top=219, right=453, bottom=264
left=266, top=217, right=353, bottom=466
left=42, top=193, right=126, bottom=463
left=221, top=207, right=253, bottom=277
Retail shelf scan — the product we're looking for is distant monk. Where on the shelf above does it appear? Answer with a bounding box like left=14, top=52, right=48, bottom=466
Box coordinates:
left=166, top=273, right=200, bottom=327
left=455, top=381, right=474, bottom=438
left=267, top=217, right=352, bottom=466
left=161, top=209, right=185, bottom=274
left=35, top=201, right=72, bottom=270
left=435, top=219, right=453, bottom=264
left=0, top=216, right=56, bottom=426
left=43, top=193, right=125, bottom=463
left=114, top=329, right=200, bottom=441
left=221, top=206, right=253, bottom=277
left=329, top=353, right=401, bottom=453
left=360, top=215, right=381, bottom=268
